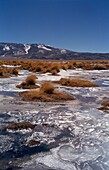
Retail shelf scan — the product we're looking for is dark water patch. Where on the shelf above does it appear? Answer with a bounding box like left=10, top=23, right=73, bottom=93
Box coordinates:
left=0, top=128, right=75, bottom=164
left=0, top=113, right=11, bottom=120
left=0, top=166, right=22, bottom=170
left=0, top=91, right=18, bottom=97
left=95, top=79, right=109, bottom=87
left=55, top=128, right=74, bottom=140
left=0, top=143, right=50, bottom=160
left=6, top=166, right=22, bottom=170
left=80, top=105, right=91, bottom=110
left=75, top=95, right=96, bottom=103
left=55, top=106, right=69, bottom=112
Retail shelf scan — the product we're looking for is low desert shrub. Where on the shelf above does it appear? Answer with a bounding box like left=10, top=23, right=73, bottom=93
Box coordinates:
left=28, top=139, right=40, bottom=147
left=0, top=65, right=20, bottom=78
left=25, top=75, right=37, bottom=85
left=35, top=66, right=43, bottom=72
left=0, top=67, right=10, bottom=78
left=49, top=69, right=60, bottom=76
left=19, top=81, right=74, bottom=102
left=11, top=68, right=19, bottom=76
left=55, top=78, right=97, bottom=87
left=61, top=64, right=68, bottom=70
left=102, top=101, right=109, bottom=107
left=4, top=122, right=36, bottom=131
left=16, top=75, right=39, bottom=89
left=0, top=70, right=4, bottom=76
left=50, top=65, right=60, bottom=73
left=93, top=64, right=107, bottom=70
left=40, top=82, right=55, bottom=94
left=98, top=100, right=109, bottom=111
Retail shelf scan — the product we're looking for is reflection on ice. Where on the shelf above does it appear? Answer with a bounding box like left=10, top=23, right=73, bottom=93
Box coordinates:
left=35, top=142, right=104, bottom=170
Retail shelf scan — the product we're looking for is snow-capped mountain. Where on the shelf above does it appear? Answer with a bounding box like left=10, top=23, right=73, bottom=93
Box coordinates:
left=0, top=42, right=109, bottom=60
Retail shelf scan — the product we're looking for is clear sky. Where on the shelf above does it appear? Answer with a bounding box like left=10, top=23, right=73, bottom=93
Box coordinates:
left=0, top=0, right=109, bottom=53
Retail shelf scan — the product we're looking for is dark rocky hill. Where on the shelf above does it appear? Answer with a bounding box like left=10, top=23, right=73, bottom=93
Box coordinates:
left=0, top=42, right=109, bottom=60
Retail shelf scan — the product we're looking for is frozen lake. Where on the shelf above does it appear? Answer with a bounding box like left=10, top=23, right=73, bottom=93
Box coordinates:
left=0, top=68, right=109, bottom=170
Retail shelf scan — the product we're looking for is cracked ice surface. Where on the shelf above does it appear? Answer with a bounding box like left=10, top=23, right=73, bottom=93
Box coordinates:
left=1, top=69, right=109, bottom=169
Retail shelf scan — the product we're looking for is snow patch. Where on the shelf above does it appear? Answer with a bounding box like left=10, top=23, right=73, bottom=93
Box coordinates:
left=38, top=44, right=52, bottom=51
left=37, top=69, right=73, bottom=82
left=24, top=44, right=31, bottom=54
left=2, top=64, right=21, bottom=68
left=3, top=45, right=10, bottom=51
left=61, top=49, right=67, bottom=54
left=38, top=49, right=45, bottom=54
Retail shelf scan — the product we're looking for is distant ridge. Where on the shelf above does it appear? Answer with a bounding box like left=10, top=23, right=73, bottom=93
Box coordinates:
left=0, top=42, right=109, bottom=60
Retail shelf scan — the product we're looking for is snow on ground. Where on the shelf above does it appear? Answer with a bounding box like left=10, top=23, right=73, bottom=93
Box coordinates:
left=61, top=49, right=67, bottom=54
left=2, top=64, right=21, bottom=68
left=37, top=68, right=109, bottom=83
left=17, top=85, right=109, bottom=170
left=0, top=69, right=33, bottom=92
left=24, top=44, right=31, bottom=54
left=38, top=44, right=52, bottom=51
left=37, top=69, right=78, bottom=82
left=3, top=45, right=10, bottom=51
left=35, top=142, right=103, bottom=170
left=1, top=68, right=109, bottom=170
left=0, top=68, right=109, bottom=93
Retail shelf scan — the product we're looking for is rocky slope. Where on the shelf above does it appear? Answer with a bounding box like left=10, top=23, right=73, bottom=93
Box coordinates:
left=0, top=42, right=109, bottom=60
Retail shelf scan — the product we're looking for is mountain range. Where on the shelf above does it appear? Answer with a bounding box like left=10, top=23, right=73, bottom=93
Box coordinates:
left=0, top=42, right=109, bottom=60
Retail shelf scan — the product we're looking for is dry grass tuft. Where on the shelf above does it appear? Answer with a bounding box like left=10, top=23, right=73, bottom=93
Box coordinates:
left=25, top=75, right=37, bottom=85
left=19, top=81, right=74, bottom=102
left=54, top=78, right=97, bottom=87
left=11, top=68, right=19, bottom=76
left=98, top=100, right=109, bottom=111
left=40, top=82, right=55, bottom=94
left=49, top=69, right=60, bottom=76
left=16, top=75, right=39, bottom=89
left=50, top=65, right=60, bottom=73
left=28, top=139, right=40, bottom=147
left=0, top=69, right=6, bottom=78
left=0, top=67, right=10, bottom=78
left=4, top=122, right=36, bottom=131
left=0, top=66, right=19, bottom=78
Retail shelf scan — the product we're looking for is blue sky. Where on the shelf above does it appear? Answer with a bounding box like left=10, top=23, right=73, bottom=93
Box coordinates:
left=0, top=0, right=109, bottom=53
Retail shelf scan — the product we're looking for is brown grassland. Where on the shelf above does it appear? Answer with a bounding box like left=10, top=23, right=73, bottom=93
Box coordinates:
left=0, top=66, right=19, bottom=78
left=0, top=60, right=109, bottom=76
